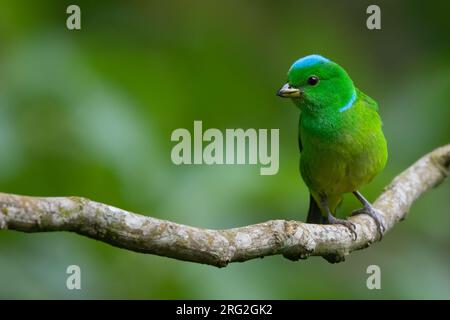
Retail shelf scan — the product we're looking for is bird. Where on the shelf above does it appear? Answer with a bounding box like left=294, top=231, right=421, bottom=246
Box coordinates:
left=277, top=54, right=388, bottom=239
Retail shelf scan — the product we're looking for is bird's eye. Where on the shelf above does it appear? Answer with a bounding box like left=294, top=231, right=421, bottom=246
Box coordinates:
left=307, top=76, right=319, bottom=86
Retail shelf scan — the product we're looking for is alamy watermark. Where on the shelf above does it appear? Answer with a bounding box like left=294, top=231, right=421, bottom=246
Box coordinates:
left=366, top=5, right=381, bottom=30
left=66, top=265, right=81, bottom=290
left=366, top=265, right=381, bottom=290
left=66, top=4, right=380, bottom=31
left=66, top=5, right=81, bottom=30
left=171, top=121, right=279, bottom=175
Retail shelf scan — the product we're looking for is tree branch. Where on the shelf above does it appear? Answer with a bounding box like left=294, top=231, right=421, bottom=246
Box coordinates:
left=1, top=145, right=449, bottom=266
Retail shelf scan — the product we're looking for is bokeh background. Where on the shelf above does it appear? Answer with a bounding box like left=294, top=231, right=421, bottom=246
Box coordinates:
left=0, top=0, right=449, bottom=299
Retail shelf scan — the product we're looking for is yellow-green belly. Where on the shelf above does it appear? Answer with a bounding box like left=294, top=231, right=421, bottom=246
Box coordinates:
left=300, top=120, right=387, bottom=214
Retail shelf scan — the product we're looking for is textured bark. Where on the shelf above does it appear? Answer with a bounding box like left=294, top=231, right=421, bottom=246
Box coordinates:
left=0, top=145, right=449, bottom=267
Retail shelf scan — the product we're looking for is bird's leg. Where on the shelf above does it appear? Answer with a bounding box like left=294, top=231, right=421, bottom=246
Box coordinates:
left=320, top=195, right=357, bottom=240
left=352, top=191, right=385, bottom=237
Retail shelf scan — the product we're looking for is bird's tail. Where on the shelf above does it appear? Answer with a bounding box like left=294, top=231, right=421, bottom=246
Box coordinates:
left=306, top=193, right=325, bottom=224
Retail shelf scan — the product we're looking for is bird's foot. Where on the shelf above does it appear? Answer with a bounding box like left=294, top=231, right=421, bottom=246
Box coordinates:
left=352, top=205, right=385, bottom=239
left=327, top=214, right=357, bottom=240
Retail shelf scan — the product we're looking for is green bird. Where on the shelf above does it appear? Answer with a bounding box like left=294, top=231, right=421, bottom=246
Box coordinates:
left=277, top=54, right=388, bottom=239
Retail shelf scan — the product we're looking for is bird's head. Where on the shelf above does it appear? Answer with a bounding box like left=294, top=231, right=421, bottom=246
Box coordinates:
left=277, top=54, right=356, bottom=114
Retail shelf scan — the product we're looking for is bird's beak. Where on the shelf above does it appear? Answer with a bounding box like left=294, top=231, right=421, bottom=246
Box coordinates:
left=276, top=83, right=301, bottom=98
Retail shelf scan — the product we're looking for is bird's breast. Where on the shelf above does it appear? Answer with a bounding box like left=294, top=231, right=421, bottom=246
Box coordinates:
left=299, top=111, right=387, bottom=196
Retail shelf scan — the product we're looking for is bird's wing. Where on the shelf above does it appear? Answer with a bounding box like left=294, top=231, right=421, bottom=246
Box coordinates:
left=298, top=115, right=303, bottom=152
left=357, top=88, right=379, bottom=111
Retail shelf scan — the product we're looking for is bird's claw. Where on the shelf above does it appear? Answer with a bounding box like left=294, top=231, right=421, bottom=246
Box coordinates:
left=328, top=216, right=357, bottom=240
left=352, top=207, right=385, bottom=239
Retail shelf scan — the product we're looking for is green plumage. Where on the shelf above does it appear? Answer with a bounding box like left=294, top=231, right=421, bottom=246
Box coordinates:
left=300, top=88, right=387, bottom=216
left=278, top=54, right=387, bottom=233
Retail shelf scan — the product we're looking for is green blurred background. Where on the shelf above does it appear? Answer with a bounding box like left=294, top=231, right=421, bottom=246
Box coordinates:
left=0, top=0, right=449, bottom=299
